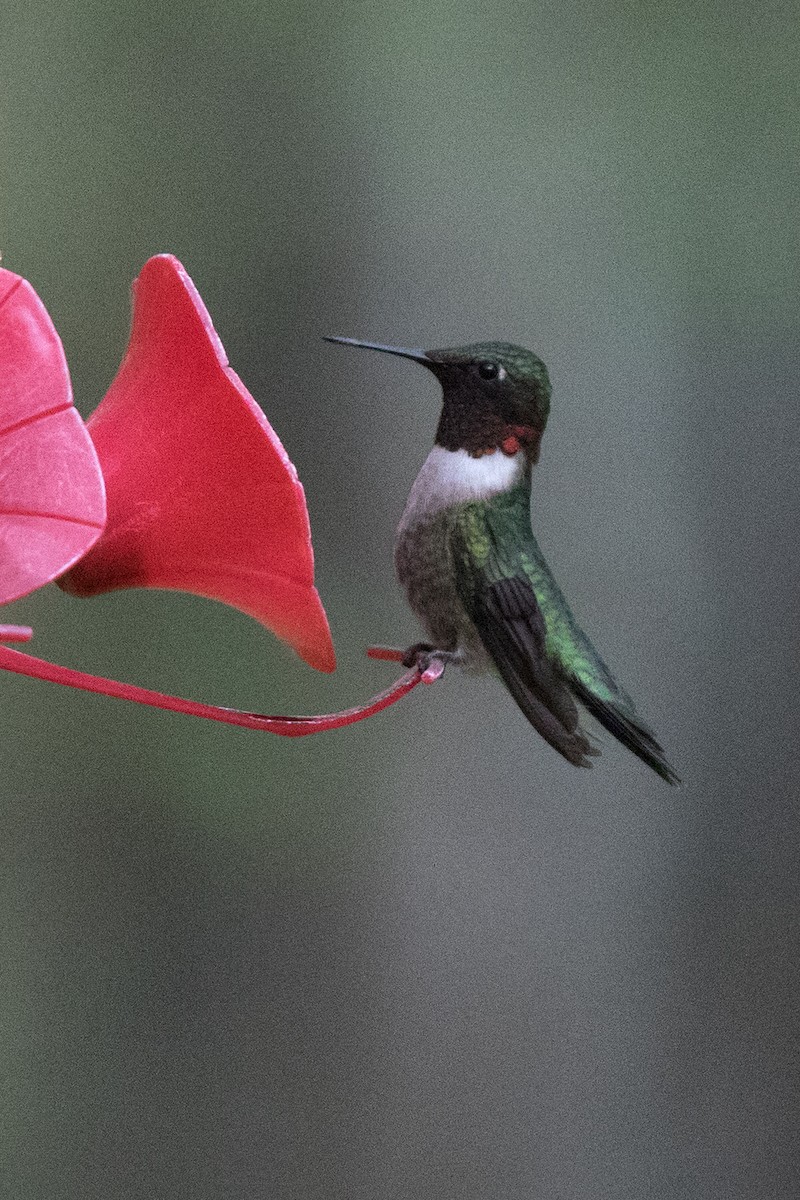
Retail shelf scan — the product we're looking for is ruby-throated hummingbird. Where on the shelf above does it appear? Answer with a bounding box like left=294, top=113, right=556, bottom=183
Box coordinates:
left=326, top=337, right=678, bottom=784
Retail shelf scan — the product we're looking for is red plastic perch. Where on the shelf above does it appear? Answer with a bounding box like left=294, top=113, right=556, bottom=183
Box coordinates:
left=0, top=637, right=442, bottom=734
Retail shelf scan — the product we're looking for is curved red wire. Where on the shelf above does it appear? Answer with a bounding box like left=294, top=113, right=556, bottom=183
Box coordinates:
left=0, top=641, right=442, bottom=735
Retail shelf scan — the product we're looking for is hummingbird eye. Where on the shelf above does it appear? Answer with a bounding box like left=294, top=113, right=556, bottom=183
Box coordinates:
left=477, top=360, right=505, bottom=381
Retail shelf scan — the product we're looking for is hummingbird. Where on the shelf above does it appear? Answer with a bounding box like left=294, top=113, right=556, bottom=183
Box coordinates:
left=325, top=336, right=678, bottom=784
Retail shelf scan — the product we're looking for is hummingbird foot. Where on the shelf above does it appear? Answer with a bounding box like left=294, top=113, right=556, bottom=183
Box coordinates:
left=401, top=642, right=465, bottom=673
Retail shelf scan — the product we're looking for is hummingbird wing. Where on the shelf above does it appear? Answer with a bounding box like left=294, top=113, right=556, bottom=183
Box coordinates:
left=512, top=537, right=679, bottom=783
left=462, top=570, right=597, bottom=768
left=450, top=510, right=595, bottom=768
left=452, top=492, right=679, bottom=783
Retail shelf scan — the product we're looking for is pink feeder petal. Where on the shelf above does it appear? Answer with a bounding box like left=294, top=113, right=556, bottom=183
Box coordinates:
left=0, top=643, right=438, bottom=734
left=0, top=269, right=106, bottom=604
left=60, top=255, right=335, bottom=673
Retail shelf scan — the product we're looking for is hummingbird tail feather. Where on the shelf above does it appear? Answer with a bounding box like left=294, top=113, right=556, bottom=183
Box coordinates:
left=569, top=678, right=680, bottom=786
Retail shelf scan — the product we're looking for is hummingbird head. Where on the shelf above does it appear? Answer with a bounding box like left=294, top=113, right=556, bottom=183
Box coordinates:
left=325, top=337, right=551, bottom=462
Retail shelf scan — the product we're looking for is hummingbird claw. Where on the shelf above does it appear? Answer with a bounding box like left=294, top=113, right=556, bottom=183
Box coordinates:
left=402, top=643, right=464, bottom=674
left=401, top=642, right=434, bottom=669
left=365, top=644, right=446, bottom=684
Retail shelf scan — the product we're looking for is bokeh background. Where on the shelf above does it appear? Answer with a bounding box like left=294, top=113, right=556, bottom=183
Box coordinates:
left=2, top=2, right=799, bottom=1196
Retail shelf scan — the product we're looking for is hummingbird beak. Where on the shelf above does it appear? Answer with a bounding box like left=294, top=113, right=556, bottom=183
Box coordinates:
left=323, top=336, right=431, bottom=365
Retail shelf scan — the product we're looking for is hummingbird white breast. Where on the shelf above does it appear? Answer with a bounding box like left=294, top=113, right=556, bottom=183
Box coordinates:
left=397, top=445, right=526, bottom=528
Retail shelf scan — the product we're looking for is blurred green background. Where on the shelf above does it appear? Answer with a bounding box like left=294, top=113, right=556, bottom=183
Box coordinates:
left=2, top=2, right=799, bottom=1196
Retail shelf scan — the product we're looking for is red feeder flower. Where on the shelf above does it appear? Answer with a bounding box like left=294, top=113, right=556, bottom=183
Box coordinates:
left=60, top=254, right=335, bottom=674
